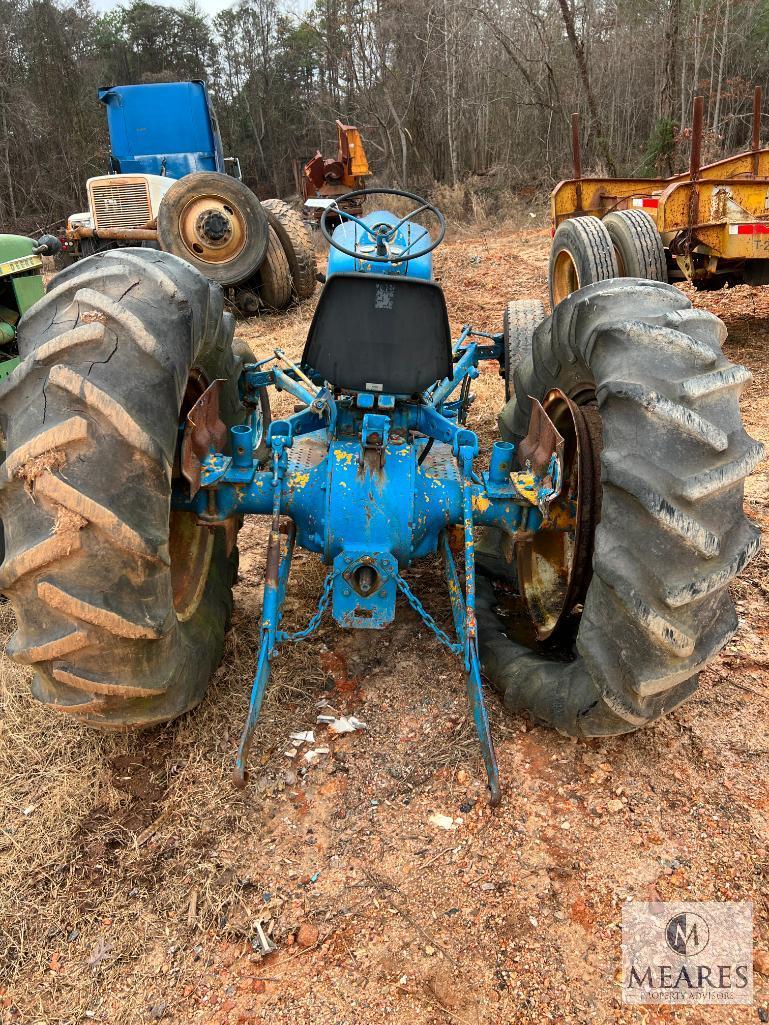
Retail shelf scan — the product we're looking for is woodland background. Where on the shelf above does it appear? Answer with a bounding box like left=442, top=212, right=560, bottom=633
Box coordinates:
left=1, top=0, right=768, bottom=232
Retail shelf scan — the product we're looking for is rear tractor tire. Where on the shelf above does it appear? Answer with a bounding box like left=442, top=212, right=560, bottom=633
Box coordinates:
left=262, top=198, right=318, bottom=301
left=603, top=209, right=667, bottom=282
left=0, top=249, right=246, bottom=727
left=549, top=215, right=618, bottom=308
left=483, top=277, right=763, bottom=736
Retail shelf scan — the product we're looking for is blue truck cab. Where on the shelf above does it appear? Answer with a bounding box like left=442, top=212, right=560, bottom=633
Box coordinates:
left=98, top=80, right=235, bottom=179
left=66, top=80, right=244, bottom=245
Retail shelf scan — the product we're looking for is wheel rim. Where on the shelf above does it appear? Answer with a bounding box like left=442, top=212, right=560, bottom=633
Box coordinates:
left=516, top=388, right=602, bottom=640
left=253, top=399, right=265, bottom=450
left=177, top=194, right=248, bottom=266
left=170, top=371, right=214, bottom=621
left=552, top=249, right=580, bottom=304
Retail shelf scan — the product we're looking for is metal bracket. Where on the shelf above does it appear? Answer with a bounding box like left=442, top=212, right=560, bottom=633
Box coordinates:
left=361, top=412, right=390, bottom=450
left=516, top=396, right=565, bottom=481
left=182, top=379, right=228, bottom=495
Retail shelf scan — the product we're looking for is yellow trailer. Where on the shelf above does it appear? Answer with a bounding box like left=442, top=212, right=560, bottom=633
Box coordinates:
left=549, top=89, right=769, bottom=303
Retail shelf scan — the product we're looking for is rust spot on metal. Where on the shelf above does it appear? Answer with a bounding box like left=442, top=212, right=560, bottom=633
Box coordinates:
left=515, top=396, right=564, bottom=479
left=181, top=378, right=228, bottom=494
left=517, top=389, right=602, bottom=641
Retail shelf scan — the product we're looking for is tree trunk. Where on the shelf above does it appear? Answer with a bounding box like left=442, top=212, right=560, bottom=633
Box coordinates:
left=712, top=0, right=730, bottom=135
left=556, top=0, right=617, bottom=175
left=444, top=0, right=459, bottom=187
left=661, top=0, right=682, bottom=172
left=0, top=98, right=17, bottom=227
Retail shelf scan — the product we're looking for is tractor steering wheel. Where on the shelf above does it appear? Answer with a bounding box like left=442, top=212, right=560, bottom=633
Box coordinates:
left=320, top=187, right=446, bottom=263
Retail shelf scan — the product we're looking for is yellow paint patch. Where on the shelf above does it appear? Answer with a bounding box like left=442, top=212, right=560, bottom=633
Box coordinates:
left=512, top=472, right=540, bottom=506
left=472, top=494, right=491, bottom=514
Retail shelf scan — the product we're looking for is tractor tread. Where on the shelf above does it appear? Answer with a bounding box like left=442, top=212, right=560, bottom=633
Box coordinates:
left=50, top=366, right=170, bottom=469
left=52, top=664, right=159, bottom=699
left=7, top=629, right=90, bottom=665
left=262, top=198, right=318, bottom=300
left=596, top=321, right=717, bottom=366
left=0, top=531, right=82, bottom=589
left=0, top=323, right=108, bottom=405
left=0, top=249, right=241, bottom=727
left=481, top=277, right=762, bottom=736
left=663, top=521, right=761, bottom=606
left=34, top=472, right=168, bottom=564
left=597, top=381, right=728, bottom=450
left=679, top=365, right=753, bottom=399
left=1, top=416, right=89, bottom=481
left=37, top=580, right=167, bottom=639
left=69, top=289, right=170, bottom=367
left=601, top=455, right=721, bottom=557
left=676, top=442, right=764, bottom=500
left=502, top=300, right=545, bottom=401
left=257, top=225, right=293, bottom=310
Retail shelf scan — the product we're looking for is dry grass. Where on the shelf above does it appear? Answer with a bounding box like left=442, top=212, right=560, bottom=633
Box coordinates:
left=1, top=227, right=767, bottom=1024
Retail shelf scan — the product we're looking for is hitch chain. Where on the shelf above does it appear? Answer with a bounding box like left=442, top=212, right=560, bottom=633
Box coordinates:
left=394, top=573, right=463, bottom=656
left=277, top=571, right=335, bottom=643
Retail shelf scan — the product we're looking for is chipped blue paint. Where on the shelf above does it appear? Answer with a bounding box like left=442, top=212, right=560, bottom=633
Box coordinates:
left=173, top=205, right=562, bottom=805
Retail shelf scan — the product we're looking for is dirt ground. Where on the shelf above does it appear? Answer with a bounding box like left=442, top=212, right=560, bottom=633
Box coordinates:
left=1, top=228, right=767, bottom=1025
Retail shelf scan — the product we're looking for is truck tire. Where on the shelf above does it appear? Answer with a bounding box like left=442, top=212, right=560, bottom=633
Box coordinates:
left=549, top=216, right=618, bottom=308
left=603, top=209, right=667, bottom=282
left=0, top=249, right=244, bottom=727
left=262, top=198, right=318, bottom=300
left=483, top=277, right=763, bottom=736
left=257, top=226, right=293, bottom=311
left=502, top=299, right=545, bottom=401
left=157, top=172, right=269, bottom=287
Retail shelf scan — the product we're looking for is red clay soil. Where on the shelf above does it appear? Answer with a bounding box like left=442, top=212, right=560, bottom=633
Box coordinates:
left=0, top=228, right=766, bottom=1025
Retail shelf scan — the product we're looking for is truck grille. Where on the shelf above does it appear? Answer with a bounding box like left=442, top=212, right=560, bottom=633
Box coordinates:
left=90, top=179, right=152, bottom=230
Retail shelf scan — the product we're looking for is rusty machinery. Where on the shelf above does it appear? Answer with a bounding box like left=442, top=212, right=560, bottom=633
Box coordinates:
left=550, top=87, right=769, bottom=297
left=0, top=187, right=762, bottom=805
left=298, top=121, right=371, bottom=222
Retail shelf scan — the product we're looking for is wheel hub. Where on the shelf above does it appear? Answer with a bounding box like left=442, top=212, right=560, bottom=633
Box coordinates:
left=178, top=195, right=247, bottom=264
left=516, top=388, right=603, bottom=640
left=197, top=209, right=232, bottom=245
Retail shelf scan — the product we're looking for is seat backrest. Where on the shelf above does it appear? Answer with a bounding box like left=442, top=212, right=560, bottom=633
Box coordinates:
left=302, top=273, right=452, bottom=394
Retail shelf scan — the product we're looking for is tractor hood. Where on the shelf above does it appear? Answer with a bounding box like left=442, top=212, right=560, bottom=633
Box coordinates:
left=0, top=234, right=41, bottom=276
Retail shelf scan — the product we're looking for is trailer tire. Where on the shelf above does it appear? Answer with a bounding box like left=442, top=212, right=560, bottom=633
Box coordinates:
left=158, top=172, right=269, bottom=286
left=257, top=226, right=293, bottom=311
left=262, top=199, right=318, bottom=300
left=0, top=249, right=244, bottom=728
left=549, top=216, right=618, bottom=308
left=502, top=299, right=545, bottom=401
left=603, top=209, right=667, bottom=282
left=483, top=277, right=763, bottom=736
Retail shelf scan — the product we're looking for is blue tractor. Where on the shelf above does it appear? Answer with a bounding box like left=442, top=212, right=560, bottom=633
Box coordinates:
left=0, top=188, right=761, bottom=804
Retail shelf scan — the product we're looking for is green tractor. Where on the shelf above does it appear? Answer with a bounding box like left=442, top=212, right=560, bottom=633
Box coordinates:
left=0, top=233, right=61, bottom=380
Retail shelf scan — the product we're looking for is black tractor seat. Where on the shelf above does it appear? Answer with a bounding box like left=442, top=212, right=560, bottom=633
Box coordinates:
left=302, top=272, right=453, bottom=395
